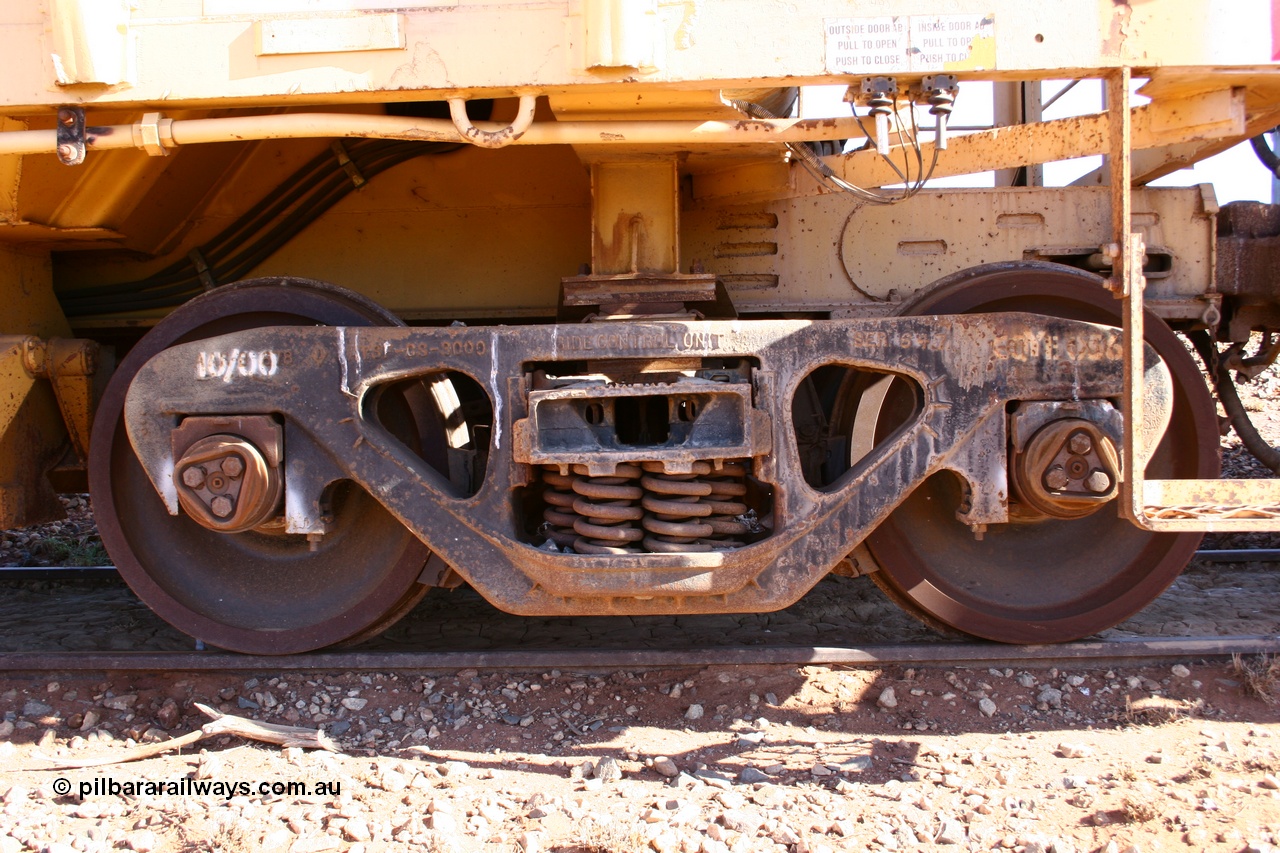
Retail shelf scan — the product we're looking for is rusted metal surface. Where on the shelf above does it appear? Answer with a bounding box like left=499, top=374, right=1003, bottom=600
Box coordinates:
left=1113, top=90, right=1280, bottom=534
left=120, top=277, right=1168, bottom=628
left=1216, top=201, right=1280, bottom=339
left=447, top=95, right=536, bottom=149
left=861, top=263, right=1220, bottom=645
left=1144, top=479, right=1280, bottom=526
left=515, top=378, right=769, bottom=475
left=89, top=279, right=437, bottom=655
left=823, top=87, right=1245, bottom=190
left=0, top=636, right=1277, bottom=674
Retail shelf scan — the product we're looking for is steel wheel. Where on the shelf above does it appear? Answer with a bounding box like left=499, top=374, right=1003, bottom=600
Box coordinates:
left=853, top=263, right=1219, bottom=643
left=90, top=278, right=446, bottom=654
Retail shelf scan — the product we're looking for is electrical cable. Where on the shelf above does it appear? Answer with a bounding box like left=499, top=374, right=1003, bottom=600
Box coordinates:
left=732, top=93, right=942, bottom=205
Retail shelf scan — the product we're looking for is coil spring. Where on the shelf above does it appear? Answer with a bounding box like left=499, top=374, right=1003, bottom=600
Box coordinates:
left=540, top=461, right=753, bottom=554
left=639, top=461, right=750, bottom=552
left=569, top=464, right=645, bottom=555
left=540, top=466, right=581, bottom=549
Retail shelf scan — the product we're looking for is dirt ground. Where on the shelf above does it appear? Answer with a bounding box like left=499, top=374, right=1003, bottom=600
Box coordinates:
left=1, top=658, right=1280, bottom=853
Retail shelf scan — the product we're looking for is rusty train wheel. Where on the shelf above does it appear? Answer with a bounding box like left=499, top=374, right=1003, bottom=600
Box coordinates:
left=855, top=263, right=1220, bottom=644
left=89, top=278, right=443, bottom=655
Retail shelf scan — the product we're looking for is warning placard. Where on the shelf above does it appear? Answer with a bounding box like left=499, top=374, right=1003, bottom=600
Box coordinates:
left=824, top=17, right=909, bottom=74
left=825, top=13, right=994, bottom=74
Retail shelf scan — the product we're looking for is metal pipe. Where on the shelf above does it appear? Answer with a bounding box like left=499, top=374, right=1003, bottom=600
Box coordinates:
left=448, top=94, right=536, bottom=148
left=0, top=112, right=868, bottom=158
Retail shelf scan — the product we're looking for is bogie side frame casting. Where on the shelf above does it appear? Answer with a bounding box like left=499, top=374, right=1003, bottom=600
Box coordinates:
left=2, top=0, right=1280, bottom=652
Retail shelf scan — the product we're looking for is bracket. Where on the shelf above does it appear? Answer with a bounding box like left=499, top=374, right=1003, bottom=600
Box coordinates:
left=56, top=107, right=86, bottom=166
left=1110, top=68, right=1280, bottom=532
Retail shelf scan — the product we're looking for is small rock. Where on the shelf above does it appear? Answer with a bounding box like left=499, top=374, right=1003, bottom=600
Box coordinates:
left=341, top=697, right=368, bottom=711
left=1057, top=742, right=1092, bottom=759
left=1259, top=774, right=1279, bottom=790
left=343, top=818, right=371, bottom=842
left=1171, top=664, right=1191, bottom=678
left=517, top=831, right=543, bottom=853
left=22, top=700, right=53, bottom=717
left=379, top=769, right=409, bottom=792
left=842, top=755, right=873, bottom=772
left=877, top=688, right=898, bottom=709
left=737, top=767, right=770, bottom=784
left=936, top=818, right=966, bottom=845
left=652, top=756, right=679, bottom=778
left=720, top=809, right=759, bottom=833
left=594, top=756, right=622, bottom=782
left=79, top=711, right=99, bottom=732
left=126, top=829, right=158, bottom=852
left=263, top=829, right=292, bottom=851
left=102, top=694, right=136, bottom=712
left=978, top=698, right=997, bottom=717
left=441, top=760, right=469, bottom=777
left=237, top=696, right=259, bottom=710
left=1037, top=687, right=1063, bottom=708
left=0, top=721, right=13, bottom=738
left=156, top=699, right=180, bottom=730
left=685, top=704, right=704, bottom=721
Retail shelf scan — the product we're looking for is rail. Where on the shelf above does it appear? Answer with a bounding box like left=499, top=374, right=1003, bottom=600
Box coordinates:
left=0, top=636, right=1275, bottom=673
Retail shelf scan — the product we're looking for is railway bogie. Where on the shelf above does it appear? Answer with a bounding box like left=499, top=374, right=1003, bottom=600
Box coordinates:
left=2, top=0, right=1280, bottom=652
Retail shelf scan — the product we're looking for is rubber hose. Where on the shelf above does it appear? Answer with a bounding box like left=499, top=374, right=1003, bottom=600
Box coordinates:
left=1250, top=130, right=1280, bottom=177
left=1190, top=330, right=1280, bottom=474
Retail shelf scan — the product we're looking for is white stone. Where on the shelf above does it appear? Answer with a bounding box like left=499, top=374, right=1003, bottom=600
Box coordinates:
left=1057, top=742, right=1092, bottom=759
left=877, top=688, right=898, bottom=709
left=652, top=756, right=679, bottom=778
left=978, top=698, right=997, bottom=717
left=125, top=830, right=157, bottom=852
left=102, top=695, right=137, bottom=712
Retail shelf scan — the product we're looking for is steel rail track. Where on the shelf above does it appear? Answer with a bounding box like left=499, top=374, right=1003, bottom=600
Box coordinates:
left=0, top=635, right=1276, bottom=674
left=3, top=549, right=1277, bottom=581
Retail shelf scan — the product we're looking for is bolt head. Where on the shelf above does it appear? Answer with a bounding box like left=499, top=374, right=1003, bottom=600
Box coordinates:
left=1067, top=432, right=1093, bottom=455
left=210, top=495, right=234, bottom=518
left=1085, top=470, right=1112, bottom=494
left=181, top=466, right=205, bottom=489
left=56, top=144, right=76, bottom=160
left=221, top=455, right=244, bottom=478
left=1043, top=465, right=1070, bottom=491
